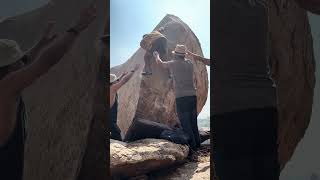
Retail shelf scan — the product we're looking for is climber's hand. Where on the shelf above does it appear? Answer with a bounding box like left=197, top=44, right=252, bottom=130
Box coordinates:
left=73, top=2, right=97, bottom=33
left=132, top=64, right=140, bottom=72
left=39, top=21, right=58, bottom=46
left=153, top=51, right=161, bottom=64
left=153, top=51, right=160, bottom=58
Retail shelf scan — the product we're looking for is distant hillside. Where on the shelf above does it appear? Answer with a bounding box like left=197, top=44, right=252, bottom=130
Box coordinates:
left=198, top=117, right=210, bottom=128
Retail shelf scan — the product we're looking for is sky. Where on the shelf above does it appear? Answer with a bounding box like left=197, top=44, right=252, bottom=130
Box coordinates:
left=110, top=0, right=211, bottom=119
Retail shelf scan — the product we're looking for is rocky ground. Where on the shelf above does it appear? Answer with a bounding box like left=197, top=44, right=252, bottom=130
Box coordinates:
left=149, top=144, right=211, bottom=180
left=111, top=139, right=212, bottom=180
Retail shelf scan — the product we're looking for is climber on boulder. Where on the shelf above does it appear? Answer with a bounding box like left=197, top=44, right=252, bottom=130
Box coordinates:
left=153, top=44, right=200, bottom=150
left=109, top=64, right=141, bottom=141
left=140, top=27, right=168, bottom=76
left=0, top=3, right=97, bottom=180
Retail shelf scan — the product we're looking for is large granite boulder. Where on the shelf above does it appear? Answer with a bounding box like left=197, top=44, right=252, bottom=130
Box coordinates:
left=0, top=0, right=108, bottom=179
left=110, top=14, right=208, bottom=137
left=268, top=0, right=317, bottom=169
left=110, top=138, right=189, bottom=178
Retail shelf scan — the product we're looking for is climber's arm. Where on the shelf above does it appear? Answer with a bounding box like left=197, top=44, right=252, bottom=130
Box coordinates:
left=0, top=3, right=97, bottom=97
left=110, top=72, right=133, bottom=92
left=187, top=50, right=211, bottom=66
left=110, top=64, right=140, bottom=92
left=24, top=22, right=58, bottom=64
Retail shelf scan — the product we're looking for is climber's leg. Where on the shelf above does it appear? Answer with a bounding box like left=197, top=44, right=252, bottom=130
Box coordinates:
left=142, top=52, right=152, bottom=75
left=176, top=96, right=197, bottom=150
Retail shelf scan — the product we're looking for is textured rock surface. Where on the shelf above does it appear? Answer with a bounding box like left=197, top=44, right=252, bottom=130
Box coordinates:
left=150, top=144, right=210, bottom=180
left=110, top=138, right=189, bottom=178
left=110, top=14, right=208, bottom=137
left=152, top=162, right=210, bottom=180
left=0, top=0, right=107, bottom=180
left=268, top=0, right=316, bottom=169
left=77, top=2, right=109, bottom=180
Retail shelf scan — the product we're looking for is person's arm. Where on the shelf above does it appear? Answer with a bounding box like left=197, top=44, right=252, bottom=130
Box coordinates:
left=110, top=64, right=141, bottom=92
left=153, top=51, right=172, bottom=69
left=24, top=21, right=58, bottom=64
left=187, top=50, right=210, bottom=66
left=0, top=3, right=97, bottom=97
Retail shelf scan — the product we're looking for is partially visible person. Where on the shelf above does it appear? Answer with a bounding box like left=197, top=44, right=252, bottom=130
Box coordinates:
left=153, top=44, right=200, bottom=150
left=99, top=34, right=109, bottom=73
left=140, top=27, right=168, bottom=76
left=0, top=3, right=97, bottom=180
left=100, top=34, right=109, bottom=48
left=109, top=64, right=140, bottom=140
left=186, top=50, right=211, bottom=66
left=213, top=1, right=279, bottom=180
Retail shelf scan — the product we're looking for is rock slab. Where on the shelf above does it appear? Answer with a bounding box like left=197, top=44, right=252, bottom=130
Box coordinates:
left=110, top=138, right=189, bottom=178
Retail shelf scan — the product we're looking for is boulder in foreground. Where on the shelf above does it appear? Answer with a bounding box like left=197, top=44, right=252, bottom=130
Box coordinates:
left=110, top=138, right=189, bottom=178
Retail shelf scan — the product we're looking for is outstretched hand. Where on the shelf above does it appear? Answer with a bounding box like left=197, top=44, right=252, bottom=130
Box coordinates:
left=73, top=2, right=97, bottom=32
left=119, top=72, right=128, bottom=79
left=39, top=21, right=58, bottom=46
left=153, top=51, right=161, bottom=64
left=187, top=49, right=201, bottom=59
left=153, top=51, right=160, bottom=59
left=132, top=64, right=141, bottom=72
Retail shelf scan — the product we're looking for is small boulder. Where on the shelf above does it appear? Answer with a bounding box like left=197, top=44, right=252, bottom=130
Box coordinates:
left=110, top=138, right=189, bottom=178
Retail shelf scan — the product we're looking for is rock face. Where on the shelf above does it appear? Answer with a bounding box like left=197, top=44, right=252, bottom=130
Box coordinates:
left=110, top=14, right=208, bottom=137
left=153, top=162, right=210, bottom=180
left=268, top=0, right=316, bottom=169
left=110, top=138, right=189, bottom=178
left=0, top=1, right=107, bottom=180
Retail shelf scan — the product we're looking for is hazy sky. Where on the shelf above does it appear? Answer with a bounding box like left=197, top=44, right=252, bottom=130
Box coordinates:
left=110, top=0, right=211, bottom=119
